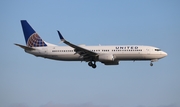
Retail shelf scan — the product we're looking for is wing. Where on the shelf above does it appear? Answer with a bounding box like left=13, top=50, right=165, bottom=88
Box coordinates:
left=57, top=31, right=98, bottom=61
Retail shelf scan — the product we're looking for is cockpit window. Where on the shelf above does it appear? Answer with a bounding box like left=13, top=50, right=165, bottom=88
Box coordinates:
left=155, top=49, right=161, bottom=51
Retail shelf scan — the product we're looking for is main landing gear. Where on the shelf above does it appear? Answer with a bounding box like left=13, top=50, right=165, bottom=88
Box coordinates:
left=88, top=61, right=97, bottom=69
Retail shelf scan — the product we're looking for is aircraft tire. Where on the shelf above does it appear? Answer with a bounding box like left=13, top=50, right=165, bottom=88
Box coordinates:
left=150, top=63, right=153, bottom=66
left=92, top=64, right=97, bottom=68
left=88, top=61, right=93, bottom=66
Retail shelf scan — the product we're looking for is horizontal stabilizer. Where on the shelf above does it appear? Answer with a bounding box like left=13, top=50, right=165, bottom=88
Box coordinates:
left=14, top=43, right=35, bottom=50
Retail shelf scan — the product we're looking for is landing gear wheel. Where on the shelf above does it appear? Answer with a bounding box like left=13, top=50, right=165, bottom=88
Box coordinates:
left=88, top=62, right=93, bottom=66
left=92, top=64, right=97, bottom=68
left=150, top=62, right=153, bottom=66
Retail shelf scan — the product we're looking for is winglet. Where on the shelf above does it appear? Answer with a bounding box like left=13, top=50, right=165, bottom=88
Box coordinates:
left=57, top=30, right=65, bottom=41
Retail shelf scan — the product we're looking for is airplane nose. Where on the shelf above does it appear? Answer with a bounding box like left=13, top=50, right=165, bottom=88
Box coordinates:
left=162, top=51, right=168, bottom=57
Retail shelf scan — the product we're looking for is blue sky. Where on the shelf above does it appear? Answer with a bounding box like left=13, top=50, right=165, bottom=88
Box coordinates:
left=0, top=0, right=180, bottom=107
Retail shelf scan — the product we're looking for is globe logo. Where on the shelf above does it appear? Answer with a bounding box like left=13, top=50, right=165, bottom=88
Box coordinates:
left=27, top=33, right=47, bottom=47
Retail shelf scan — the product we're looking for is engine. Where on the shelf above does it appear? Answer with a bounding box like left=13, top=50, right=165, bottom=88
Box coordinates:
left=98, top=54, right=115, bottom=62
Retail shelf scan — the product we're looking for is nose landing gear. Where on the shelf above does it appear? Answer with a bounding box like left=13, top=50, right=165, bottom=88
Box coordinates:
left=150, top=59, right=158, bottom=66
left=150, top=62, right=153, bottom=66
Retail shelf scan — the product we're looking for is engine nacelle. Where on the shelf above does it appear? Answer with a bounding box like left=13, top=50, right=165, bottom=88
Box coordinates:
left=98, top=54, right=115, bottom=62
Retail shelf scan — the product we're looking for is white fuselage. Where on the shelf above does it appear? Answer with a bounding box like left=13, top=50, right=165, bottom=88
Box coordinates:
left=26, top=45, right=167, bottom=62
left=17, top=20, right=167, bottom=68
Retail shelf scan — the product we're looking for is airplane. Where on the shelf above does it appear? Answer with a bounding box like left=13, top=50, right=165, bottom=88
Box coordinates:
left=15, top=20, right=167, bottom=69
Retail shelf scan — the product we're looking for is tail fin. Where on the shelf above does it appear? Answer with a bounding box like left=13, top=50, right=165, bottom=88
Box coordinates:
left=21, top=20, right=47, bottom=47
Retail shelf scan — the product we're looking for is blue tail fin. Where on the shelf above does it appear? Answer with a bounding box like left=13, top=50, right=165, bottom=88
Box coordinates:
left=21, top=20, right=47, bottom=47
